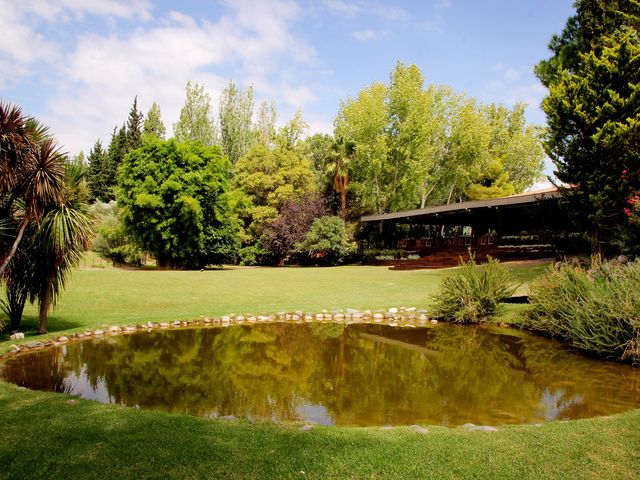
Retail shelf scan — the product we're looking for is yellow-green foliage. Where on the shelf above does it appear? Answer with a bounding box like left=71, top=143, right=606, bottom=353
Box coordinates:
left=431, top=256, right=518, bottom=323
left=524, top=260, right=640, bottom=363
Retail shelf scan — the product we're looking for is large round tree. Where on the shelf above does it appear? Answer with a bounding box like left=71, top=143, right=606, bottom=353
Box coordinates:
left=117, top=139, right=239, bottom=268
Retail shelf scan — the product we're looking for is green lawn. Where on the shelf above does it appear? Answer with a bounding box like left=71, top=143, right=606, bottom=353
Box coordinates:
left=3, top=261, right=639, bottom=479
left=0, top=261, right=548, bottom=352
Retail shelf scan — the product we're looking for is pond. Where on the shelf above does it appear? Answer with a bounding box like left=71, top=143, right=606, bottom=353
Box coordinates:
left=2, top=322, right=640, bottom=426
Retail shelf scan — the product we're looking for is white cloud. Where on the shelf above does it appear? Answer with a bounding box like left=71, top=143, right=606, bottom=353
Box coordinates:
left=351, top=28, right=388, bottom=41
left=421, top=0, right=453, bottom=32
left=323, top=0, right=362, bottom=17
left=23, top=0, right=152, bottom=21
left=0, top=0, right=322, bottom=153
left=323, top=0, right=407, bottom=21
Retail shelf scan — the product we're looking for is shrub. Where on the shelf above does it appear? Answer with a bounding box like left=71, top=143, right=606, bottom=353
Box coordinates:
left=524, top=260, right=640, bottom=363
left=238, top=245, right=269, bottom=266
left=431, top=255, right=518, bottom=323
left=296, top=216, right=355, bottom=265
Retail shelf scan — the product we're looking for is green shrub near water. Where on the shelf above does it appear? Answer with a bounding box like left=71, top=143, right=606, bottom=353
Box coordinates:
left=524, top=260, right=640, bottom=363
left=431, top=255, right=518, bottom=323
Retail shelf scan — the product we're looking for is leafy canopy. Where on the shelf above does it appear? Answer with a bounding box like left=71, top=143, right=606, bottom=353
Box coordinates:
left=117, top=139, right=239, bottom=268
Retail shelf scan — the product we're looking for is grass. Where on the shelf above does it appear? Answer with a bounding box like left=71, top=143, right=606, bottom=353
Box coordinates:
left=3, top=259, right=639, bottom=479
left=1, top=261, right=548, bottom=352
left=1, top=380, right=639, bottom=479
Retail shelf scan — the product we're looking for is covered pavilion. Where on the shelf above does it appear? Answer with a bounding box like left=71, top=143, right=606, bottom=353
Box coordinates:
left=359, top=187, right=586, bottom=268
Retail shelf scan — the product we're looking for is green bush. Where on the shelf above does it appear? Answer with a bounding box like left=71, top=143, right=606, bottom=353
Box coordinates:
left=296, top=216, right=355, bottom=265
left=431, top=255, right=518, bottom=323
left=524, top=260, right=640, bottom=363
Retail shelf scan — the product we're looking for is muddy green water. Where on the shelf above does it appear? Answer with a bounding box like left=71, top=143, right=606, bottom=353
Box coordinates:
left=2, top=322, right=640, bottom=426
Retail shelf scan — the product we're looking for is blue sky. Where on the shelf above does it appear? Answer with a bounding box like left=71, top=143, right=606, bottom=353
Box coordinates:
left=0, top=0, right=575, bottom=162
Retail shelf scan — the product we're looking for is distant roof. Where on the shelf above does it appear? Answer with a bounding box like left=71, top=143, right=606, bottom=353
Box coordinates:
left=360, top=186, right=560, bottom=223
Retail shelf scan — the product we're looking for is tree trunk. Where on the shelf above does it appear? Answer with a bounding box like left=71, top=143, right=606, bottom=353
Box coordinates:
left=341, top=188, right=347, bottom=224
left=38, top=279, right=53, bottom=334
left=0, top=215, right=30, bottom=277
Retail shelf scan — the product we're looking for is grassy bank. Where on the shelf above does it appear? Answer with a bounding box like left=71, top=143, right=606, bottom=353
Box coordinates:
left=4, top=261, right=638, bottom=480
left=1, top=262, right=546, bottom=352
left=1, top=380, right=639, bottom=480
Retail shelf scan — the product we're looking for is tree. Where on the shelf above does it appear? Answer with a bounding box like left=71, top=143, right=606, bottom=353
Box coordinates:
left=327, top=136, right=355, bottom=223
left=118, top=139, right=239, bottom=268
left=173, top=81, right=218, bottom=146
left=334, top=63, right=544, bottom=216
left=335, top=81, right=389, bottom=215
left=541, top=27, right=640, bottom=252
left=86, top=139, right=111, bottom=201
left=234, top=145, right=316, bottom=241
left=535, top=0, right=640, bottom=87
left=254, top=100, right=277, bottom=147
left=262, top=194, right=327, bottom=264
left=0, top=103, right=66, bottom=277
left=143, top=101, right=166, bottom=141
left=296, top=216, right=354, bottom=265
left=29, top=160, right=93, bottom=333
left=126, top=96, right=143, bottom=152
left=275, top=109, right=308, bottom=151
left=219, top=80, right=254, bottom=164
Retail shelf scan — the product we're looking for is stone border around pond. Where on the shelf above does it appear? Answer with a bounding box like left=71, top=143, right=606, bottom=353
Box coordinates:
left=1, top=306, right=455, bottom=359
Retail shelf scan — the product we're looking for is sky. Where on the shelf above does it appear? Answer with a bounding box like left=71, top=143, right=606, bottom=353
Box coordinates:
left=0, top=0, right=575, bottom=167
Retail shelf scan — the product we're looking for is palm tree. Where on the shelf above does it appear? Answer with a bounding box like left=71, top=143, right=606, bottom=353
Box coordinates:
left=0, top=102, right=66, bottom=276
left=327, top=136, right=355, bottom=224
left=29, top=160, right=93, bottom=333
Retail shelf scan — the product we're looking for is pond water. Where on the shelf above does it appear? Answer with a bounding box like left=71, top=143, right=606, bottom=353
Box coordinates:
left=2, top=322, right=640, bottom=426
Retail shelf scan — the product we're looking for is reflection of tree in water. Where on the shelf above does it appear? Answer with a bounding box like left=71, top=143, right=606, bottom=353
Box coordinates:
left=0, top=348, right=68, bottom=393
left=518, top=335, right=640, bottom=419
left=2, top=323, right=640, bottom=426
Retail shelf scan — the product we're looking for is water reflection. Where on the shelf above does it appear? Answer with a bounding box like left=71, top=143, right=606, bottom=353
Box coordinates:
left=2, top=323, right=639, bottom=426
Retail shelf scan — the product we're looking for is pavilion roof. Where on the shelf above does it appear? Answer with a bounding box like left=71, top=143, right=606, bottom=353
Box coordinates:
left=360, top=187, right=560, bottom=224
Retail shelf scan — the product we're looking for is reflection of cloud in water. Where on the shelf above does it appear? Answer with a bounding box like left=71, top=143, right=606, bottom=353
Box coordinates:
left=540, top=388, right=584, bottom=421
left=296, top=402, right=333, bottom=425
left=63, top=367, right=113, bottom=404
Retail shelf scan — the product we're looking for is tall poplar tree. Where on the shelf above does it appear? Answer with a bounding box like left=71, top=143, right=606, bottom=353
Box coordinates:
left=219, top=80, right=254, bottom=164
left=173, top=81, right=218, bottom=146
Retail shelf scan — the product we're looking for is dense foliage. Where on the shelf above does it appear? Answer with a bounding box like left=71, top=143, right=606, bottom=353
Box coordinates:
left=334, top=62, right=544, bottom=218
left=537, top=1, right=640, bottom=254
left=117, top=139, right=239, bottom=268
left=262, top=195, right=327, bottom=265
left=296, top=216, right=355, bottom=265
left=431, top=256, right=518, bottom=323
left=524, top=260, right=640, bottom=363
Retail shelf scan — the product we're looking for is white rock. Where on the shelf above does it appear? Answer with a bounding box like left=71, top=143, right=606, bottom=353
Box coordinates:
left=389, top=307, right=398, bottom=314
left=221, top=316, right=231, bottom=322
left=410, top=425, right=429, bottom=434
left=430, top=319, right=438, bottom=324
left=9, top=332, right=24, bottom=340
left=94, top=329, right=105, bottom=335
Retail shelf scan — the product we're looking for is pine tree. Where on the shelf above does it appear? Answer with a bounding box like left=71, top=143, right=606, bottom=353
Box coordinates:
left=87, top=140, right=111, bottom=201
left=540, top=13, right=640, bottom=253
left=126, top=96, right=143, bottom=152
